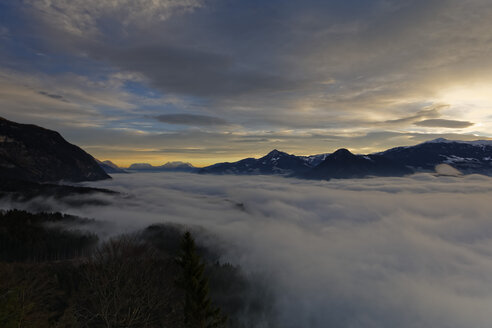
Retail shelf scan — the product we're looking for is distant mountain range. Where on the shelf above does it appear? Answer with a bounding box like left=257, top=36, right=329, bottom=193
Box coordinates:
left=302, top=148, right=413, bottom=179
left=199, top=149, right=314, bottom=175
left=95, top=159, right=197, bottom=174
left=96, top=160, right=128, bottom=174
left=199, top=148, right=413, bottom=179
left=198, top=139, right=492, bottom=179
left=378, top=138, right=492, bottom=175
left=2, top=117, right=491, bottom=183
left=0, top=117, right=109, bottom=183
left=102, top=139, right=492, bottom=179
left=127, top=161, right=196, bottom=172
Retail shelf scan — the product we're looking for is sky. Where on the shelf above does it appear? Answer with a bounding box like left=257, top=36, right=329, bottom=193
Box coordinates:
left=1, top=0, right=492, bottom=166
left=5, top=172, right=492, bottom=327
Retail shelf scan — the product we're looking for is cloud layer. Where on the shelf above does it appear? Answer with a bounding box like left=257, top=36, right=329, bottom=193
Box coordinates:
left=155, top=113, right=229, bottom=126
left=1, top=0, right=492, bottom=164
left=4, top=172, right=492, bottom=327
left=414, top=119, right=474, bottom=128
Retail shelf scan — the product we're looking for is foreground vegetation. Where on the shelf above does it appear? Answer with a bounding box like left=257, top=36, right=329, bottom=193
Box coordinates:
left=0, top=210, right=274, bottom=327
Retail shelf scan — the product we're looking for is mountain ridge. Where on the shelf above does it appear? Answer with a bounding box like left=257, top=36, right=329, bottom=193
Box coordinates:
left=379, top=138, right=492, bottom=174
left=302, top=148, right=413, bottom=179
left=0, top=118, right=110, bottom=182
left=96, top=159, right=128, bottom=174
left=198, top=138, right=492, bottom=179
left=128, top=161, right=196, bottom=172
left=199, top=149, right=312, bottom=175
left=2, top=117, right=491, bottom=182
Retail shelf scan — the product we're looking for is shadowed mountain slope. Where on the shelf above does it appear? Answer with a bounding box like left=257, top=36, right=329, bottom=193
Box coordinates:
left=199, top=149, right=311, bottom=175
left=0, top=117, right=110, bottom=182
left=379, top=138, right=492, bottom=175
left=303, top=148, right=413, bottom=180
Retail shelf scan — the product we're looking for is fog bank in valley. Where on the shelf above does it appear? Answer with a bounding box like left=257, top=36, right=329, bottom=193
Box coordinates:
left=6, top=172, right=492, bottom=327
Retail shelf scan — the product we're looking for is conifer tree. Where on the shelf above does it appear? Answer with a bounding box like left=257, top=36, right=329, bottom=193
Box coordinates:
left=176, top=231, right=226, bottom=328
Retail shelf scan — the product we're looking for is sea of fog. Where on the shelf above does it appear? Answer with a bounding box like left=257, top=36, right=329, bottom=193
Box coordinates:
left=7, top=172, right=492, bottom=327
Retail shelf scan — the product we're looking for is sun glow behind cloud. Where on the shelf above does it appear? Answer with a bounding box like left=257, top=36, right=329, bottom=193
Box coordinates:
left=435, top=83, right=492, bottom=137
left=1, top=0, right=492, bottom=164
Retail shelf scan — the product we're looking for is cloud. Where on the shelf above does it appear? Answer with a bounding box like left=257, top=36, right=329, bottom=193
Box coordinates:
left=2, top=0, right=491, bottom=159
left=414, top=119, right=474, bottom=128
left=233, top=138, right=270, bottom=143
left=38, top=91, right=70, bottom=103
left=18, top=0, right=492, bottom=131
left=0, top=68, right=150, bottom=132
left=4, top=172, right=492, bottom=327
left=156, top=147, right=233, bottom=154
left=155, top=113, right=229, bottom=126
left=25, top=0, right=204, bottom=37
left=0, top=26, right=8, bottom=39
left=102, top=45, right=302, bottom=97
left=383, top=103, right=446, bottom=125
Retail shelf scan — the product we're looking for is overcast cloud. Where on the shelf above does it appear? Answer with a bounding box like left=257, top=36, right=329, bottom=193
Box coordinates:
left=1, top=0, right=492, bottom=164
left=4, top=172, right=492, bottom=327
left=414, top=119, right=475, bottom=128
left=155, top=113, right=229, bottom=126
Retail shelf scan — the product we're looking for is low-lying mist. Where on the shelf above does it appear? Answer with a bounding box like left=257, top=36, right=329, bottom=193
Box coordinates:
left=5, top=172, right=492, bottom=327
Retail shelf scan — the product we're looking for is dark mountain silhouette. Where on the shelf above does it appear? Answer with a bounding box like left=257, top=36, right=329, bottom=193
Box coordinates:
left=299, top=153, right=330, bottom=167
left=303, top=148, right=413, bottom=180
left=379, top=138, right=492, bottom=175
left=199, top=138, right=492, bottom=179
left=200, top=148, right=411, bottom=179
left=97, top=159, right=127, bottom=174
left=0, top=117, right=110, bottom=182
left=128, top=161, right=196, bottom=172
left=199, top=149, right=311, bottom=175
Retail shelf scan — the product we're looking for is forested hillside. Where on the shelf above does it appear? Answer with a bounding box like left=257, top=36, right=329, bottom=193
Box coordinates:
left=0, top=210, right=274, bottom=328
